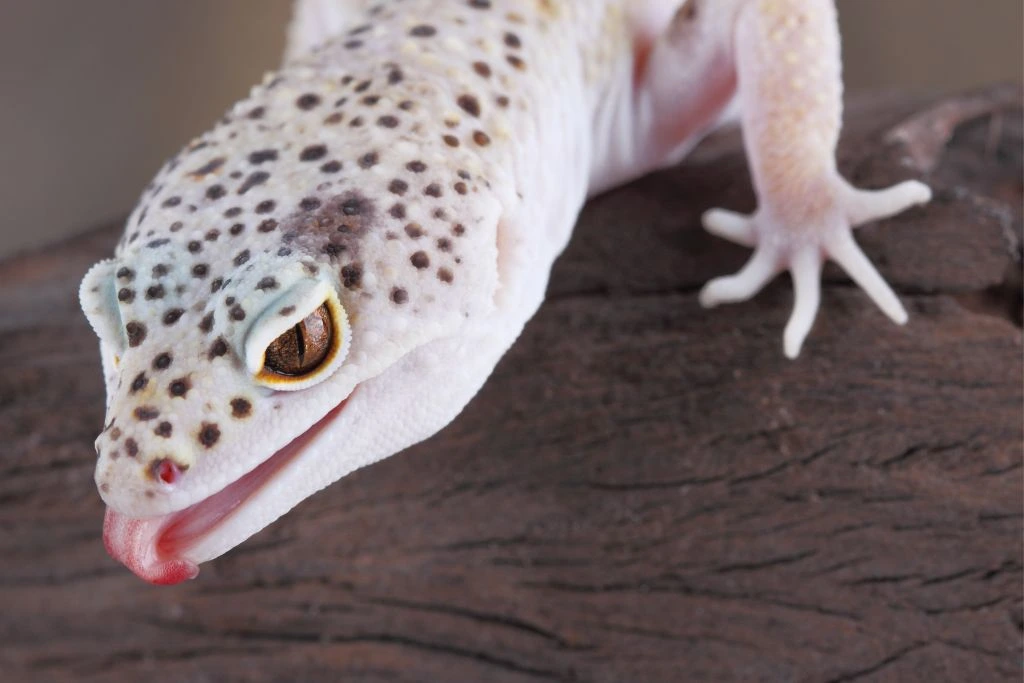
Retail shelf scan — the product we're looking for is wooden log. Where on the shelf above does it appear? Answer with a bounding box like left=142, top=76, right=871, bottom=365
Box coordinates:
left=1, top=86, right=1020, bottom=682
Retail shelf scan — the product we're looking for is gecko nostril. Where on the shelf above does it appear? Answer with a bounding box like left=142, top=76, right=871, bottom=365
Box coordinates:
left=151, top=458, right=186, bottom=485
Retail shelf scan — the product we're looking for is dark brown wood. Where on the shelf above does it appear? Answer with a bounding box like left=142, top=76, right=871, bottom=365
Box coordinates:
left=1, top=86, right=1020, bottom=683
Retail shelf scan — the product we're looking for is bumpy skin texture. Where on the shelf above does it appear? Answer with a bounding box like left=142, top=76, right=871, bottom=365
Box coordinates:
left=79, top=0, right=931, bottom=583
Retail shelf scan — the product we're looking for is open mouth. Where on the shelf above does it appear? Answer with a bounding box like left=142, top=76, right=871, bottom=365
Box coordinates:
left=103, top=399, right=348, bottom=585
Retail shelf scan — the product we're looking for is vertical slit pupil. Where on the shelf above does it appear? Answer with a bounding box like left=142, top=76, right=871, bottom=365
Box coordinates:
left=263, top=303, right=333, bottom=377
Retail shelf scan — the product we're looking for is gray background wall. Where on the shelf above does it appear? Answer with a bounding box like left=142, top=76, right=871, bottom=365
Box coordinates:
left=0, top=0, right=1020, bottom=260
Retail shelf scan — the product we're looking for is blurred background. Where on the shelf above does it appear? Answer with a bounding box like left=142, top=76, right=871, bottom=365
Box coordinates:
left=0, top=0, right=1020, bottom=260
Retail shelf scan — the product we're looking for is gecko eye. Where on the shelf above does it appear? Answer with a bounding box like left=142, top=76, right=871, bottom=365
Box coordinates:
left=264, top=304, right=333, bottom=377
left=246, top=279, right=351, bottom=391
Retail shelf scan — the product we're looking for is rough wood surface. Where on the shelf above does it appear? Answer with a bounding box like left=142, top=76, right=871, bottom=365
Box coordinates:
left=1, top=87, right=1020, bottom=683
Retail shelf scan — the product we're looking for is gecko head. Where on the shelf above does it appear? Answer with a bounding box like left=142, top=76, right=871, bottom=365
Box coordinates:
left=79, top=146, right=501, bottom=584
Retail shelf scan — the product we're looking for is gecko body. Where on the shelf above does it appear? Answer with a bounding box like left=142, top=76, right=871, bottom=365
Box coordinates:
left=80, top=0, right=931, bottom=583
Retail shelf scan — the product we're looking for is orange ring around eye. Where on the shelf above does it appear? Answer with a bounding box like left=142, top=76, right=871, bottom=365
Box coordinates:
left=256, top=294, right=347, bottom=389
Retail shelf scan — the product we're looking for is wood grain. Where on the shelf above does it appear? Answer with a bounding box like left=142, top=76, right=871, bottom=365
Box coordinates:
left=0, top=87, right=1020, bottom=683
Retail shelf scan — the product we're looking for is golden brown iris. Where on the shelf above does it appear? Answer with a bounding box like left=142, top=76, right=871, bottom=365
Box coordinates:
left=264, top=304, right=333, bottom=377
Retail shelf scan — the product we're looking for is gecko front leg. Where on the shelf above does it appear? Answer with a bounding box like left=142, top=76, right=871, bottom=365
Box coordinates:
left=700, top=0, right=932, bottom=358
left=641, top=0, right=932, bottom=358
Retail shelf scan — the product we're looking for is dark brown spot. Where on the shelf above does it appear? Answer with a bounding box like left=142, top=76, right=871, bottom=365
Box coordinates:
left=473, top=130, right=491, bottom=146
left=378, top=115, right=399, bottom=128
left=230, top=304, right=246, bottom=321
left=153, top=353, right=172, bottom=371
left=155, top=422, right=173, bottom=438
left=134, top=406, right=160, bottom=422
left=468, top=0, right=491, bottom=8
left=410, top=24, right=436, bottom=37
left=130, top=372, right=148, bottom=393
left=110, top=427, right=122, bottom=441
left=391, top=287, right=409, bottom=304
left=188, top=241, right=202, bottom=254
left=198, top=423, right=221, bottom=448
left=163, top=309, right=184, bottom=326
left=192, top=263, right=209, bottom=278
left=437, top=237, right=453, bottom=252
left=126, top=322, right=147, bottom=347
left=300, top=145, right=328, bottom=162
left=407, top=160, right=427, bottom=173
left=300, top=197, right=322, bottom=211
left=118, top=288, right=135, bottom=303
left=389, top=179, right=409, bottom=195
left=453, top=223, right=466, bottom=236
left=225, top=207, right=243, bottom=218
left=199, top=312, right=215, bottom=333
left=238, top=171, right=270, bottom=195
left=234, top=249, right=251, bottom=266
left=389, top=204, right=406, bottom=219
left=341, top=264, right=363, bottom=289
left=125, top=439, right=139, bottom=458
left=169, top=377, right=191, bottom=398
left=388, top=67, right=404, bottom=84
left=116, top=267, right=134, bottom=281
left=206, top=184, right=226, bottom=200
left=255, top=200, right=276, bottom=214
left=248, top=106, right=266, bottom=120
left=443, top=135, right=460, bottom=147
left=405, top=223, right=424, bottom=239
left=191, top=157, right=226, bottom=177
left=280, top=306, right=296, bottom=317
left=249, top=149, right=278, bottom=165
left=152, top=264, right=169, bottom=277
left=251, top=276, right=277, bottom=293
left=209, top=338, right=229, bottom=359
left=362, top=95, right=380, bottom=106
left=359, top=151, right=379, bottom=169
left=507, top=55, right=526, bottom=70
left=473, top=61, right=492, bottom=78
left=297, top=93, right=322, bottom=110
left=324, top=112, right=344, bottom=125
left=504, top=32, right=522, bottom=48
left=204, top=229, right=220, bottom=242
left=454, top=182, right=468, bottom=195
left=211, top=277, right=224, bottom=293
left=424, top=183, right=442, bottom=198
left=162, top=196, right=182, bottom=208
left=496, top=95, right=510, bottom=108
left=146, top=285, right=165, bottom=300
left=229, top=223, right=245, bottom=236
left=457, top=94, right=481, bottom=117
left=411, top=251, right=430, bottom=269
left=321, top=160, right=342, bottom=173
left=438, top=267, right=454, bottom=283
left=258, top=219, right=279, bottom=233
left=231, top=398, right=253, bottom=419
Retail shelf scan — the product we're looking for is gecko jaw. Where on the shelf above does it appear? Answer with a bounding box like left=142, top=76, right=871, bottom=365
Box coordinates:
left=103, top=398, right=349, bottom=585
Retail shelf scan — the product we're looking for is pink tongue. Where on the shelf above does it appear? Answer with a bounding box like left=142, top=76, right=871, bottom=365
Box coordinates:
left=103, top=398, right=351, bottom=585
left=103, top=509, right=199, bottom=585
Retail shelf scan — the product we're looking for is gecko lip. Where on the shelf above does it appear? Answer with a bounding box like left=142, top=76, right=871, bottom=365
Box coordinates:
left=103, top=398, right=349, bottom=585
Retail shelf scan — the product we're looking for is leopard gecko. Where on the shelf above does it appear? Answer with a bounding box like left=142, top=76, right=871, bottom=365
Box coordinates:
left=79, top=0, right=932, bottom=584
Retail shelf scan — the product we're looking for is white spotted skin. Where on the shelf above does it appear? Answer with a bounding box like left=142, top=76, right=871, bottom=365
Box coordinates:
left=80, top=0, right=932, bottom=581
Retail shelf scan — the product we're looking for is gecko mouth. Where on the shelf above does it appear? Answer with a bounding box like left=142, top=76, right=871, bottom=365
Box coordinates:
left=103, top=399, right=348, bottom=585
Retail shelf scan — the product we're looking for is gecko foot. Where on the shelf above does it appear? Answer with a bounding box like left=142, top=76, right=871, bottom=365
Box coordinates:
left=699, top=180, right=932, bottom=359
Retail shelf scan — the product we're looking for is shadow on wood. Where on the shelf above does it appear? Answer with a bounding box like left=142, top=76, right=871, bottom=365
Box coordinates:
left=1, top=86, right=1021, bottom=682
